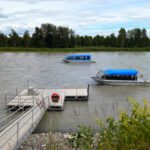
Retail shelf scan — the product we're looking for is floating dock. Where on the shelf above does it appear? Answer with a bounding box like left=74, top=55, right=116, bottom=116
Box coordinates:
left=0, top=86, right=89, bottom=150
left=7, top=88, right=88, bottom=111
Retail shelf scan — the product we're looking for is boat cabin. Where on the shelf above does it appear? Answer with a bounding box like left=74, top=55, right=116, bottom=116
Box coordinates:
left=100, top=69, right=138, bottom=80
left=65, top=54, right=91, bottom=61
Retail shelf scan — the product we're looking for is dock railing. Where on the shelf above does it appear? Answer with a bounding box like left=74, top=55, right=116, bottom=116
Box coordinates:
left=4, top=87, right=25, bottom=105
left=0, top=95, right=49, bottom=150
left=0, top=96, right=36, bottom=130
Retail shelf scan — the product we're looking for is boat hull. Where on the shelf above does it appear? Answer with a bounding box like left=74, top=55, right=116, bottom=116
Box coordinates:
left=92, top=76, right=150, bottom=86
left=63, top=60, right=96, bottom=63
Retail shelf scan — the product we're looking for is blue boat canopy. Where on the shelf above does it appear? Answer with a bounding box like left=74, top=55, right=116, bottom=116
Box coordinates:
left=65, top=53, right=91, bottom=60
left=104, top=69, right=138, bottom=76
left=66, top=54, right=91, bottom=57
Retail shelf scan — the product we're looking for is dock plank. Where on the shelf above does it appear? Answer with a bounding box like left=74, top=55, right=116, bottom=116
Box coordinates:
left=65, top=89, right=76, bottom=96
left=76, top=89, right=87, bottom=96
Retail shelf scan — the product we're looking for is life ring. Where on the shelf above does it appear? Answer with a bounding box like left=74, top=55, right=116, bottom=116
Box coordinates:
left=51, top=93, right=60, bottom=102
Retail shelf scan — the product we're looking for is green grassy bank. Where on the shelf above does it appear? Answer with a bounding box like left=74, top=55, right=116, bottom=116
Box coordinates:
left=1, top=47, right=150, bottom=52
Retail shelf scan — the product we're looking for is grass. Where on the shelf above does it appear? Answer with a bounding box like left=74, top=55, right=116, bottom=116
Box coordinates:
left=1, top=47, right=150, bottom=52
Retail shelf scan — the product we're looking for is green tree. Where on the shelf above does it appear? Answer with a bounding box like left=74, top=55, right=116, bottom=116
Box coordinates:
left=84, top=36, right=93, bottom=46
left=75, top=35, right=81, bottom=47
left=126, top=30, right=134, bottom=47
left=0, top=32, right=7, bottom=47
left=68, top=29, right=75, bottom=47
left=57, top=26, right=70, bottom=48
left=41, top=23, right=56, bottom=48
left=93, top=35, right=105, bottom=46
left=134, top=28, right=142, bottom=47
left=9, top=29, right=21, bottom=47
left=141, top=28, right=148, bottom=47
left=22, top=31, right=31, bottom=47
left=109, top=33, right=117, bottom=47
left=104, top=36, right=111, bottom=47
left=32, top=27, right=44, bottom=47
left=118, top=28, right=126, bottom=47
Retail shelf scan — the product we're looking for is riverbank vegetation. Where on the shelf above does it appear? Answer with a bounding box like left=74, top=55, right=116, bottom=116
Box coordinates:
left=68, top=98, right=150, bottom=150
left=1, top=23, right=150, bottom=51
left=1, top=47, right=150, bottom=52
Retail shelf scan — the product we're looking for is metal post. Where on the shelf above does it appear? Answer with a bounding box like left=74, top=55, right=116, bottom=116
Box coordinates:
left=18, top=95, right=19, bottom=105
left=16, top=88, right=18, bottom=96
left=19, top=96, right=21, bottom=105
left=87, top=84, right=90, bottom=100
left=32, top=109, right=33, bottom=128
left=18, top=96, right=20, bottom=110
left=17, top=122, right=19, bottom=145
left=33, top=96, right=34, bottom=106
left=27, top=80, right=29, bottom=89
left=5, top=95, right=7, bottom=107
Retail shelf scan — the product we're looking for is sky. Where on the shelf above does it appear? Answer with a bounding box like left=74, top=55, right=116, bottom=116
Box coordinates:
left=0, top=0, right=150, bottom=36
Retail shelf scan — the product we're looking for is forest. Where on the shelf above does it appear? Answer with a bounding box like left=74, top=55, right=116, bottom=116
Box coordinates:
left=0, top=23, right=149, bottom=48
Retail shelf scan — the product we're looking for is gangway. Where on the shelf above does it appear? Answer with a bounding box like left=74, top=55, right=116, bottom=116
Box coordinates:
left=0, top=92, right=50, bottom=150
left=0, top=86, right=89, bottom=150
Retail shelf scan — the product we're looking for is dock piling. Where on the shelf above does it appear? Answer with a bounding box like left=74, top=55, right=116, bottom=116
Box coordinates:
left=87, top=84, right=90, bottom=100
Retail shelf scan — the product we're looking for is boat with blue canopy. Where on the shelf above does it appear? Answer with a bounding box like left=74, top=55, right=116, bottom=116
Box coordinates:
left=63, top=54, right=95, bottom=63
left=92, top=69, right=150, bottom=85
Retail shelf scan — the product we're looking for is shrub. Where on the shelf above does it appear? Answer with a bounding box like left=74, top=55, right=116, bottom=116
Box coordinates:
left=69, top=98, right=150, bottom=150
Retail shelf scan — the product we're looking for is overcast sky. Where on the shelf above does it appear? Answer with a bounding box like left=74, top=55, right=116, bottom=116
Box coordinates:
left=0, top=0, right=150, bottom=36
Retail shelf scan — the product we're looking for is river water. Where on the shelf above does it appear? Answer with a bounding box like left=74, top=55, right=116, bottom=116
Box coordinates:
left=0, top=52, right=150, bottom=132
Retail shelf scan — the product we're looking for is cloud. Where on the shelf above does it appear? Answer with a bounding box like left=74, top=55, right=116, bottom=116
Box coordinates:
left=0, top=13, right=7, bottom=19
left=0, top=0, right=150, bottom=36
left=0, top=10, right=8, bottom=19
left=3, top=0, right=77, bottom=4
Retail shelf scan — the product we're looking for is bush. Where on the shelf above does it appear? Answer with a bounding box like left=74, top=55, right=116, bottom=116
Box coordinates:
left=69, top=98, right=150, bottom=150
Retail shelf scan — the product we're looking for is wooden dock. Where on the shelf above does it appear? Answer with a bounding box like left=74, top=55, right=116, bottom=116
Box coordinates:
left=0, top=86, right=89, bottom=150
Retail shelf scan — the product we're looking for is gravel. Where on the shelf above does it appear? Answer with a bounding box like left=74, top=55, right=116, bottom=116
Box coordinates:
left=18, top=132, right=73, bottom=150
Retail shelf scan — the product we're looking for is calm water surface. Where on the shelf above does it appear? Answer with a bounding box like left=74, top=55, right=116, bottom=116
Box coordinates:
left=0, top=52, right=150, bottom=132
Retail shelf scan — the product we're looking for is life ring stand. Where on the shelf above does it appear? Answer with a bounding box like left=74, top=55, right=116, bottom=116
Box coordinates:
left=51, top=93, right=60, bottom=103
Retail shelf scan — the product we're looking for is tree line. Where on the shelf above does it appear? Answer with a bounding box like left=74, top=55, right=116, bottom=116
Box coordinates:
left=0, top=23, right=150, bottom=48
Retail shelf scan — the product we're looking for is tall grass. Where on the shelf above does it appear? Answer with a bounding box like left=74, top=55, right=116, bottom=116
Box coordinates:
left=68, top=98, right=150, bottom=150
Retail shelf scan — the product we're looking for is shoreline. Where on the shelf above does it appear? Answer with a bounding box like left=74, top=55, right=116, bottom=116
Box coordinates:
left=19, top=132, right=100, bottom=150
left=18, top=132, right=75, bottom=150
left=0, top=47, right=150, bottom=52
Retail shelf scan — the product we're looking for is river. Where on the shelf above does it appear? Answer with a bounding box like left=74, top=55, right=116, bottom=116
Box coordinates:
left=0, top=52, right=150, bottom=132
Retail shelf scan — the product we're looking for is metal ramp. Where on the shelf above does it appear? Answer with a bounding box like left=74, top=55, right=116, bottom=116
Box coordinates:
left=0, top=95, right=50, bottom=150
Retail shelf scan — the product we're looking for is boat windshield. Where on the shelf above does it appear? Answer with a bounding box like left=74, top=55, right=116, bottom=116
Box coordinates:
left=96, top=70, right=104, bottom=77
left=103, top=75, right=137, bottom=80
